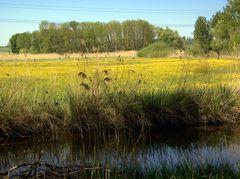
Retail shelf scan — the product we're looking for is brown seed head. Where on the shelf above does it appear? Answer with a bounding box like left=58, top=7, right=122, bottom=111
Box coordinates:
left=78, top=72, right=87, bottom=79
left=80, top=83, right=90, bottom=90
left=103, top=70, right=110, bottom=75
left=104, top=77, right=111, bottom=82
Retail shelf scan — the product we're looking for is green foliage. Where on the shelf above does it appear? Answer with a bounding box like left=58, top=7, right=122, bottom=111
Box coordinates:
left=188, top=0, right=240, bottom=58
left=207, top=0, right=240, bottom=57
left=137, top=42, right=175, bottom=58
left=194, top=16, right=212, bottom=56
left=16, top=32, right=31, bottom=52
left=9, top=32, right=32, bottom=54
left=185, top=42, right=204, bottom=57
left=122, top=20, right=155, bottom=50
left=9, top=20, right=155, bottom=54
left=155, top=27, right=184, bottom=50
left=211, top=14, right=230, bottom=57
left=211, top=39, right=228, bottom=58
left=9, top=34, right=20, bottom=54
left=230, top=31, right=240, bottom=57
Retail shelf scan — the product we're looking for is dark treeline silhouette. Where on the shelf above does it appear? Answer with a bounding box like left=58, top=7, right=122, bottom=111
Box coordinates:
left=9, top=20, right=156, bottom=54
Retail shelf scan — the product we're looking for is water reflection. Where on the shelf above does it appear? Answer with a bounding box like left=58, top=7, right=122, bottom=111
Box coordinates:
left=1, top=125, right=240, bottom=174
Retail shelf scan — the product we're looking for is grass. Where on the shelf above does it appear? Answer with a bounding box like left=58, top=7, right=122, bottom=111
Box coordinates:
left=0, top=57, right=240, bottom=138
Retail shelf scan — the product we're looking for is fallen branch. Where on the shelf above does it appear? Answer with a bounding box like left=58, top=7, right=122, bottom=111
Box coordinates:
left=0, top=161, right=114, bottom=178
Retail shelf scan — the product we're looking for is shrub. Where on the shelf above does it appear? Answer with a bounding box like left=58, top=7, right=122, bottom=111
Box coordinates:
left=184, top=42, right=204, bottom=57
left=137, top=42, right=175, bottom=58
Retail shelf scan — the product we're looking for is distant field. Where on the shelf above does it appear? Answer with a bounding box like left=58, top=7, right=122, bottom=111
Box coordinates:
left=0, top=50, right=137, bottom=60
left=0, top=47, right=10, bottom=54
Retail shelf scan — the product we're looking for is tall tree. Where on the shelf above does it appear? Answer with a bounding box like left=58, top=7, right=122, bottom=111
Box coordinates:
left=194, top=16, right=212, bottom=57
left=211, top=19, right=229, bottom=58
left=225, top=0, right=240, bottom=57
left=30, top=31, right=41, bottom=53
left=16, top=32, right=31, bottom=53
left=9, top=34, right=20, bottom=54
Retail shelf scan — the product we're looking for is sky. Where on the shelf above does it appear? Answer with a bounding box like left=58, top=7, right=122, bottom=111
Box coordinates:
left=0, top=0, right=228, bottom=46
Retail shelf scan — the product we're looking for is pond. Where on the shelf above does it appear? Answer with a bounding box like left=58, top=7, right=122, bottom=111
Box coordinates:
left=1, top=125, right=240, bottom=178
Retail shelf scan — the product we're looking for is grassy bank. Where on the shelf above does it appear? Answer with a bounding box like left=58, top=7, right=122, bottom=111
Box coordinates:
left=0, top=58, right=240, bottom=138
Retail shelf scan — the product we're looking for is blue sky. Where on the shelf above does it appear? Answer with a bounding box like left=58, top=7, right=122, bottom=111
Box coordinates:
left=0, top=0, right=228, bottom=46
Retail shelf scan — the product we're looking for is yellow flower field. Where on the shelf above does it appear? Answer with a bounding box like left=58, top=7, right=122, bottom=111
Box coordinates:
left=0, top=58, right=239, bottom=90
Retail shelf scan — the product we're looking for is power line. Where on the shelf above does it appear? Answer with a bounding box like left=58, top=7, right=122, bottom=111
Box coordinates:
left=156, top=24, right=194, bottom=27
left=1, top=2, right=218, bottom=12
left=0, top=18, right=195, bottom=27
left=0, top=3, right=218, bottom=14
left=0, top=18, right=41, bottom=24
left=0, top=18, right=193, bottom=27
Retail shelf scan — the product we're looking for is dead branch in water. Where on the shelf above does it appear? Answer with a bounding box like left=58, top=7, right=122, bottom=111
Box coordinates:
left=0, top=161, right=113, bottom=178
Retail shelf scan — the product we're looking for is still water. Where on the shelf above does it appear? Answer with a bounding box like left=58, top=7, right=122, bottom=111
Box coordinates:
left=1, top=126, right=240, bottom=176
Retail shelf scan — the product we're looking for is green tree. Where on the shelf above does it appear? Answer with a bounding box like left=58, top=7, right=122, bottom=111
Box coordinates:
left=156, top=27, right=184, bottom=51
left=230, top=31, right=240, bottom=57
left=9, top=34, right=20, bottom=53
left=209, top=0, right=240, bottom=57
left=30, top=31, right=41, bottom=53
left=211, top=19, right=230, bottom=58
left=225, top=0, right=240, bottom=57
left=16, top=32, right=31, bottom=53
left=194, top=16, right=212, bottom=57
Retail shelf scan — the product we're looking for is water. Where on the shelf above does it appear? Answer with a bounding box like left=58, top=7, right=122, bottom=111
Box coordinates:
left=1, top=126, right=240, bottom=177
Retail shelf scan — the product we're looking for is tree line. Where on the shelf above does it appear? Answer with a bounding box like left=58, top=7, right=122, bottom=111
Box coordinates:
left=9, top=20, right=156, bottom=54
left=192, top=0, right=240, bottom=58
left=9, top=19, right=185, bottom=54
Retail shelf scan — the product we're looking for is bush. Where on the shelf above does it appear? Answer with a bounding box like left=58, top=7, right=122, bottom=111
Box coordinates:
left=137, top=42, right=175, bottom=58
left=184, top=42, right=204, bottom=57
